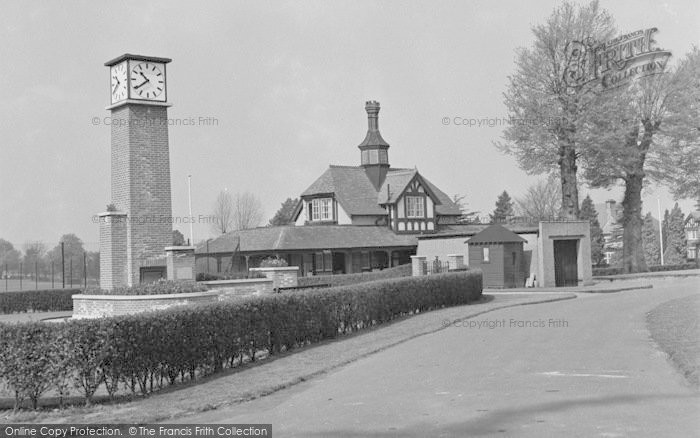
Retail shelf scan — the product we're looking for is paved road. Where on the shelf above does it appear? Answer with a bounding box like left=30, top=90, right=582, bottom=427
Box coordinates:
left=182, top=278, right=700, bottom=437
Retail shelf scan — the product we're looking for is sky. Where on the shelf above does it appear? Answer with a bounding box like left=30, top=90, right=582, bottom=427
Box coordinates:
left=0, top=0, right=698, bottom=252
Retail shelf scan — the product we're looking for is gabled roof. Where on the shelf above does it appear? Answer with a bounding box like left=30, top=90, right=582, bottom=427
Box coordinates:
left=465, top=224, right=527, bottom=244
left=377, top=169, right=419, bottom=204
left=197, top=225, right=418, bottom=254
left=686, top=211, right=700, bottom=226
left=420, top=175, right=462, bottom=216
left=301, top=165, right=388, bottom=215
left=300, top=165, right=461, bottom=217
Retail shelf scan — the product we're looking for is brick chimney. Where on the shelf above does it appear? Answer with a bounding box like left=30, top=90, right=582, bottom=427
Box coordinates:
left=358, top=100, right=390, bottom=189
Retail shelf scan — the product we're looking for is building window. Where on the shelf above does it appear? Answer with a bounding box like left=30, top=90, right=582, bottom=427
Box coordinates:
left=688, top=230, right=698, bottom=240
left=311, top=198, right=332, bottom=221
left=483, top=247, right=490, bottom=263
left=406, top=196, right=425, bottom=218
left=688, top=248, right=697, bottom=260
left=314, top=251, right=332, bottom=273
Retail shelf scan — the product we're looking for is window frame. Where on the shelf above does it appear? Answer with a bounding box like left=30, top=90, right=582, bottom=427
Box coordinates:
left=405, top=195, right=425, bottom=218
left=310, top=198, right=333, bottom=222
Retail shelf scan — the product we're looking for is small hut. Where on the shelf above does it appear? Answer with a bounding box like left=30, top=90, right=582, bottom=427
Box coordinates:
left=466, top=224, right=526, bottom=288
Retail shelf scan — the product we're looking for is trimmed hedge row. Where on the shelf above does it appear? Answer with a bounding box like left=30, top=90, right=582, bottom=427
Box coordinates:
left=298, top=263, right=412, bottom=287
left=0, top=270, right=482, bottom=409
left=0, top=289, right=77, bottom=314
left=593, top=263, right=699, bottom=277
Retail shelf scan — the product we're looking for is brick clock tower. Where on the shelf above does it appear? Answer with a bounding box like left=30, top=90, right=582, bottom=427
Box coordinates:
left=99, top=54, right=193, bottom=289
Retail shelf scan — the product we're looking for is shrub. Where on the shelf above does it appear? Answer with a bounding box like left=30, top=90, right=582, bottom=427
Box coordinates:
left=0, top=289, right=77, bottom=314
left=259, top=257, right=288, bottom=268
left=298, top=263, right=412, bottom=288
left=593, top=263, right=698, bottom=277
left=0, top=270, right=482, bottom=408
left=196, top=271, right=266, bottom=282
left=82, top=279, right=208, bottom=295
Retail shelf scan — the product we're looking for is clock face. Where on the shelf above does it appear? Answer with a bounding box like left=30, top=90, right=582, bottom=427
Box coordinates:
left=129, top=62, right=166, bottom=101
left=110, top=62, right=127, bottom=103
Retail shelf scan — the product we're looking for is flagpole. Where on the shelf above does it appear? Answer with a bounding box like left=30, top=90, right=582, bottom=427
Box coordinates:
left=188, top=175, right=194, bottom=246
left=657, top=198, right=664, bottom=266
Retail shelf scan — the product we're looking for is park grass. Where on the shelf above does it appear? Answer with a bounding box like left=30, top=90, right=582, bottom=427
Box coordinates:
left=647, top=294, right=700, bottom=389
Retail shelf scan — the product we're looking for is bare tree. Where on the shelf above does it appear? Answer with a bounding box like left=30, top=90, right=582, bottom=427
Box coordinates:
left=452, top=194, right=480, bottom=224
left=232, top=192, right=264, bottom=231
left=211, top=190, right=234, bottom=234
left=516, top=176, right=562, bottom=220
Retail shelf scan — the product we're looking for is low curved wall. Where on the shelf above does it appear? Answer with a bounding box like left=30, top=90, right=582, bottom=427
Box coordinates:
left=72, top=291, right=221, bottom=319
left=73, top=278, right=274, bottom=319
left=201, top=278, right=274, bottom=297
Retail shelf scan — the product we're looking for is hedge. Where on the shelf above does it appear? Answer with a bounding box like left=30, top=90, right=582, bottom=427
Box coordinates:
left=0, top=270, right=482, bottom=409
left=195, top=271, right=266, bottom=281
left=82, top=280, right=208, bottom=296
left=297, top=263, right=412, bottom=288
left=593, top=263, right=699, bottom=277
left=0, top=289, right=77, bottom=314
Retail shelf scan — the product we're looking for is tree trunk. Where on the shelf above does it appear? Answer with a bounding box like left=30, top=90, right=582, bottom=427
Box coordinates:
left=621, top=171, right=648, bottom=274
left=559, top=145, right=580, bottom=219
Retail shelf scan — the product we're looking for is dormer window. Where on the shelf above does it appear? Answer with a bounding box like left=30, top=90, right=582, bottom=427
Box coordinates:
left=406, top=196, right=425, bottom=218
left=310, top=198, right=333, bottom=221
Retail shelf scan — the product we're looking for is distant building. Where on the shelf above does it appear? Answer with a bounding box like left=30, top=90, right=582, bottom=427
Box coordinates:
left=416, top=220, right=593, bottom=287
left=686, top=211, right=700, bottom=261
left=198, top=101, right=461, bottom=276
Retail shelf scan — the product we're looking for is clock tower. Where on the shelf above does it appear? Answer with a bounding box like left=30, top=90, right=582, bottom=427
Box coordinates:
left=99, top=54, right=174, bottom=289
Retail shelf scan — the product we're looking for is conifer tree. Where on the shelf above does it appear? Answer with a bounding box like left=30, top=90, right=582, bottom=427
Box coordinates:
left=490, top=191, right=514, bottom=223
left=641, top=212, right=661, bottom=266
left=579, top=195, right=605, bottom=266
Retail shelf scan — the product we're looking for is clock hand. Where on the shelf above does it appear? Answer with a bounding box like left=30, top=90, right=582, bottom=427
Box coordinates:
left=139, top=72, right=150, bottom=82
left=134, top=79, right=150, bottom=89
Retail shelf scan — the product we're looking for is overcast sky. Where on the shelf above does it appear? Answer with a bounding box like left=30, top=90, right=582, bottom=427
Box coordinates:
left=1, top=0, right=698, bottom=251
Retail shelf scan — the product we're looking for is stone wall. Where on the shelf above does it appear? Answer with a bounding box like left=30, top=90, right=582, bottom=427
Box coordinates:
left=98, top=211, right=128, bottom=290
left=249, top=266, right=299, bottom=289
left=166, top=246, right=196, bottom=281
left=72, top=291, right=220, bottom=319
left=73, top=278, right=274, bottom=319
left=201, top=278, right=274, bottom=298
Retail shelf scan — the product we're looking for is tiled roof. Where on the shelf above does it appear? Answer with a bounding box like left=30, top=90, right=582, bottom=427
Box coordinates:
left=198, top=225, right=419, bottom=254
left=301, top=165, right=461, bottom=217
left=466, top=224, right=527, bottom=244
left=358, top=130, right=390, bottom=148
left=420, top=175, right=462, bottom=216
left=417, top=223, right=540, bottom=239
left=377, top=169, right=418, bottom=204
left=301, top=166, right=387, bottom=215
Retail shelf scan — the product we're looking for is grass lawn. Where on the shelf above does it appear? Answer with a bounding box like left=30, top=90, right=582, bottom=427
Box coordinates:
left=647, top=294, right=700, bottom=389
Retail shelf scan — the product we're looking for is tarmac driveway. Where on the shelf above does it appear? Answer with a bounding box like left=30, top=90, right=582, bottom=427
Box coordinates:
left=179, top=278, right=700, bottom=437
